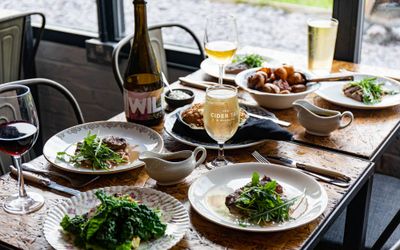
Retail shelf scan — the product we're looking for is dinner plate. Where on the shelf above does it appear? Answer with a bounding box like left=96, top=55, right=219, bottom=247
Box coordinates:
left=316, top=73, right=400, bottom=109
left=43, top=121, right=163, bottom=174
left=43, top=186, right=189, bottom=250
left=188, top=163, right=328, bottom=232
left=200, top=54, right=281, bottom=82
left=164, top=104, right=276, bottom=150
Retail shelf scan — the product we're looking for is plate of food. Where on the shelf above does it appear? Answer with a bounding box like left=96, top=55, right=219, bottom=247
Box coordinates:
left=200, top=53, right=281, bottom=82
left=43, top=121, right=163, bottom=174
left=235, top=65, right=319, bottom=109
left=43, top=186, right=189, bottom=250
left=164, top=103, right=278, bottom=150
left=188, top=163, right=328, bottom=232
left=316, top=74, right=400, bottom=109
left=178, top=103, right=249, bottom=130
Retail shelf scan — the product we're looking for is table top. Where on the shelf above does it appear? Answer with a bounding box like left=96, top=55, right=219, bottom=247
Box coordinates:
left=184, top=47, right=400, bottom=160
left=0, top=114, right=373, bottom=250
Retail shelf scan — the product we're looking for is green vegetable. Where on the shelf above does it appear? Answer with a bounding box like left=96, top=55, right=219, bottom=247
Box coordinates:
left=57, top=132, right=127, bottom=170
left=234, top=172, right=299, bottom=224
left=60, top=190, right=167, bottom=250
left=232, top=54, right=265, bottom=68
left=347, top=77, right=398, bottom=104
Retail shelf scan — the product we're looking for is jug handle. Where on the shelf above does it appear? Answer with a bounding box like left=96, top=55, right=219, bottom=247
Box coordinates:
left=339, top=111, right=354, bottom=129
left=193, top=147, right=207, bottom=167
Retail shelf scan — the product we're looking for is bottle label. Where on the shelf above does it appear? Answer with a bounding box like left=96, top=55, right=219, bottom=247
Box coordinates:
left=124, top=88, right=164, bottom=121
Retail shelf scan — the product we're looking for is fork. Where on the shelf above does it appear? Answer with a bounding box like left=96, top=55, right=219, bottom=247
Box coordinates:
left=251, top=151, right=350, bottom=188
left=21, top=163, right=100, bottom=188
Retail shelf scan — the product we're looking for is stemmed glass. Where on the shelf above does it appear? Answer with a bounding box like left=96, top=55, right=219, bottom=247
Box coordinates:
left=204, top=14, right=238, bottom=85
left=203, top=85, right=240, bottom=167
left=0, top=85, right=44, bottom=214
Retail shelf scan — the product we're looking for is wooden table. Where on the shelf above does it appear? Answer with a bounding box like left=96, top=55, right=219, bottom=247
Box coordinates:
left=1, top=47, right=399, bottom=250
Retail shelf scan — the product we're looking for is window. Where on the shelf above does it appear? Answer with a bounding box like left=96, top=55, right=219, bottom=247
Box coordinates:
left=0, top=0, right=98, bottom=35
left=361, top=1, right=400, bottom=70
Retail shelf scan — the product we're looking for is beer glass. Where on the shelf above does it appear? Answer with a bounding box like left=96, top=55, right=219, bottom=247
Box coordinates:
left=203, top=85, right=239, bottom=167
left=308, top=17, right=338, bottom=75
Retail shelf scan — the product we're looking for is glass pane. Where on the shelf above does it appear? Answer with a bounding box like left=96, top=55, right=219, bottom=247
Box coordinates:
left=123, top=0, right=333, bottom=53
left=0, top=0, right=98, bottom=34
left=361, top=0, right=400, bottom=69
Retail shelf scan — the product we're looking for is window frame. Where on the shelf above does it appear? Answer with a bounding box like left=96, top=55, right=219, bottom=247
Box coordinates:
left=32, top=0, right=364, bottom=67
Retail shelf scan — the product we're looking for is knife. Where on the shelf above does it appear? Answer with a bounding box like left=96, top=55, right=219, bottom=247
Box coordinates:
left=247, top=112, right=291, bottom=127
left=10, top=165, right=80, bottom=196
left=179, top=77, right=218, bottom=90
left=265, top=155, right=351, bottom=182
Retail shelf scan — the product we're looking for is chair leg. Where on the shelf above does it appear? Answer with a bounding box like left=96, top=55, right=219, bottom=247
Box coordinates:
left=371, top=209, right=400, bottom=250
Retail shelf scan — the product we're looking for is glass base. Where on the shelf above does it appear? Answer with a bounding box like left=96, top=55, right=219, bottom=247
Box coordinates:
left=207, top=157, right=234, bottom=169
left=3, top=192, right=44, bottom=214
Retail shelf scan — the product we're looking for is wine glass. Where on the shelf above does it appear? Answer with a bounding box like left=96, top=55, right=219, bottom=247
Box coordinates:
left=203, top=85, right=239, bottom=167
left=0, top=84, right=44, bottom=214
left=204, top=14, right=238, bottom=85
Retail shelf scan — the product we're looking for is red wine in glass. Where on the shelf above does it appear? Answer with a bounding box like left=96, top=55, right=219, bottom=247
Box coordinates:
left=0, top=84, right=44, bottom=214
left=0, top=121, right=38, bottom=156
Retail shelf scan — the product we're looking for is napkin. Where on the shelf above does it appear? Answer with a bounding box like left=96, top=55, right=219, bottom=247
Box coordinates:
left=172, top=115, right=293, bottom=143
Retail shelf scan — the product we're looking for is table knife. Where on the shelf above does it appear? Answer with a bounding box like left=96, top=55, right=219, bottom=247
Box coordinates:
left=9, top=165, right=80, bottom=196
left=247, top=112, right=291, bottom=127
left=179, top=77, right=217, bottom=90
left=265, top=155, right=351, bottom=182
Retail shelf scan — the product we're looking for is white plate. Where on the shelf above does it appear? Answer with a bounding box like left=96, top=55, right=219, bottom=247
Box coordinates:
left=43, top=186, right=189, bottom=250
left=200, top=54, right=281, bottom=82
left=164, top=104, right=278, bottom=150
left=188, top=163, right=328, bottom=232
left=316, top=73, right=400, bottom=109
left=43, top=121, right=163, bottom=174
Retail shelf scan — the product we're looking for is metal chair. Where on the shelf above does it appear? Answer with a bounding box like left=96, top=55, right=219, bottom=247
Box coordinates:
left=0, top=11, right=45, bottom=83
left=112, top=23, right=205, bottom=93
left=0, top=78, right=84, bottom=174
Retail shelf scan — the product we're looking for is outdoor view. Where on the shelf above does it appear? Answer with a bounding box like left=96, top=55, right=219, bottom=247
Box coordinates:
left=1, top=0, right=399, bottom=69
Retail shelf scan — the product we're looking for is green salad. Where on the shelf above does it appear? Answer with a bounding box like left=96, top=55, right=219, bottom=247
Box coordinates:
left=57, top=132, right=128, bottom=170
left=232, top=172, right=301, bottom=224
left=61, top=190, right=167, bottom=250
left=343, top=77, right=399, bottom=104
left=232, top=54, right=266, bottom=68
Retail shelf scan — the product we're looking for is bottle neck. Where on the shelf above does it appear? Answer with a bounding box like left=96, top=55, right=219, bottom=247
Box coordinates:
left=134, top=1, right=148, bottom=37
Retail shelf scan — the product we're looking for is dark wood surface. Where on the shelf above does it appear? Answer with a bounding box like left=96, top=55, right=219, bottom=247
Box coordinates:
left=0, top=133, right=372, bottom=250
left=0, top=46, right=398, bottom=249
left=179, top=46, right=400, bottom=160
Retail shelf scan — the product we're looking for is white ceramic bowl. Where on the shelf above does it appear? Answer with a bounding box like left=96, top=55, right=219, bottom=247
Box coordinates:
left=235, top=68, right=319, bottom=109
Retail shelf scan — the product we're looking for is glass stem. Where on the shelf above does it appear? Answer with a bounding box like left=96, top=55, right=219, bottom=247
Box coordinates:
left=13, top=156, right=27, bottom=198
left=217, top=142, right=225, bottom=160
left=218, top=64, right=224, bottom=85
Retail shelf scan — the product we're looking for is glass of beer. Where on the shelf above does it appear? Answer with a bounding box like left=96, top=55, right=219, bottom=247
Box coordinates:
left=204, top=14, right=238, bottom=85
left=203, top=85, right=239, bottom=168
left=307, top=17, right=338, bottom=75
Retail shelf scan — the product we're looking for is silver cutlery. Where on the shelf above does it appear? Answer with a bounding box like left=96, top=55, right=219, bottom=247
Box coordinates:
left=251, top=151, right=350, bottom=188
left=247, top=112, right=291, bottom=127
left=21, top=163, right=99, bottom=188
left=265, top=155, right=351, bottom=182
left=179, top=77, right=218, bottom=90
left=10, top=165, right=81, bottom=196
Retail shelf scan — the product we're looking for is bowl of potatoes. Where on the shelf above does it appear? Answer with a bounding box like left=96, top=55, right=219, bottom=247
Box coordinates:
left=235, top=64, right=319, bottom=109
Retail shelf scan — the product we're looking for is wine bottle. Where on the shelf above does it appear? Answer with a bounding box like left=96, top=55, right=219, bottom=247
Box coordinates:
left=123, top=0, right=164, bottom=126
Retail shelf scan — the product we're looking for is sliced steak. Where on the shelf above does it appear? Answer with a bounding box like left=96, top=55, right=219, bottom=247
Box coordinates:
left=225, top=62, right=249, bottom=74
left=102, top=136, right=127, bottom=151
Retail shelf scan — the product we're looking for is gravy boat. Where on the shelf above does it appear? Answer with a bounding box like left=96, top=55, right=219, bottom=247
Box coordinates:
left=139, top=146, right=207, bottom=186
left=293, top=99, right=353, bottom=136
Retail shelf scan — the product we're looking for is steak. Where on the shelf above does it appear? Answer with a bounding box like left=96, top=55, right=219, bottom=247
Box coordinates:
left=102, top=136, right=127, bottom=151
left=225, top=175, right=283, bottom=216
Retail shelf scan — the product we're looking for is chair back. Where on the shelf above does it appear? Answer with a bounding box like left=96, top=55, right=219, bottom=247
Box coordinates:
left=0, top=16, right=24, bottom=83
left=112, top=23, right=205, bottom=93
left=0, top=12, right=45, bottom=84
